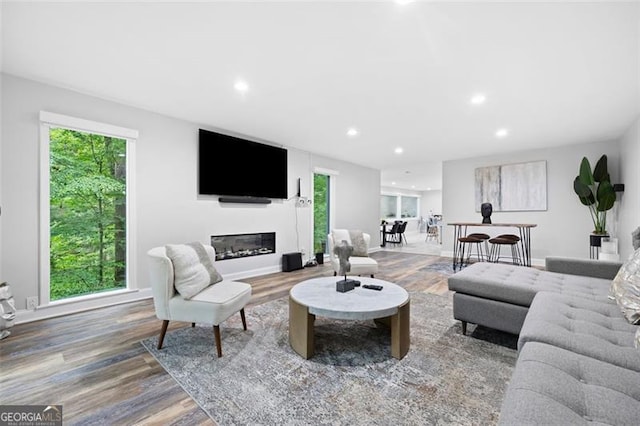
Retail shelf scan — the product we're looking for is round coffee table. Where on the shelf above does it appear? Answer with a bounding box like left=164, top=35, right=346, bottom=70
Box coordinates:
left=288, top=276, right=410, bottom=360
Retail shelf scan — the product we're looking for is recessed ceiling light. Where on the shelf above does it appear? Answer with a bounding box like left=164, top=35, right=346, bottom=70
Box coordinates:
left=346, top=127, right=359, bottom=137
left=234, top=80, right=249, bottom=93
left=426, top=187, right=432, bottom=191
left=495, top=128, right=509, bottom=138
left=394, top=147, right=404, bottom=154
left=392, top=181, right=396, bottom=185
left=470, top=94, right=486, bottom=105
left=411, top=185, right=415, bottom=189
left=395, top=0, right=414, bottom=5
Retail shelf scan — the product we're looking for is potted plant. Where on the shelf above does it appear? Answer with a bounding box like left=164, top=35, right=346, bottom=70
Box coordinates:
left=314, top=241, right=326, bottom=265
left=573, top=155, right=616, bottom=245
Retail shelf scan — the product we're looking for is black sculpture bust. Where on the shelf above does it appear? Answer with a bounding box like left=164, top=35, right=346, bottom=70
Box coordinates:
left=481, top=202, right=493, bottom=224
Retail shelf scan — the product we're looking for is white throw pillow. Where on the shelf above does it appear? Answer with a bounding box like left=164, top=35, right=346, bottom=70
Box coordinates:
left=165, top=242, right=223, bottom=299
left=348, top=230, right=369, bottom=257
left=610, top=247, right=640, bottom=324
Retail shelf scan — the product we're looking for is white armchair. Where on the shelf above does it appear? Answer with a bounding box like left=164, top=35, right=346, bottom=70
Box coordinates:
left=327, top=230, right=379, bottom=278
left=147, top=244, right=252, bottom=357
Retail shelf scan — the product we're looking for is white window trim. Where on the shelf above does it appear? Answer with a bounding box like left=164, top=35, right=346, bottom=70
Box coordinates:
left=39, top=111, right=138, bottom=307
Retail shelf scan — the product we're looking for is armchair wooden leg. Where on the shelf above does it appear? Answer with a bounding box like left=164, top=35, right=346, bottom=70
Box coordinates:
left=333, top=271, right=337, bottom=276
left=370, top=274, right=374, bottom=278
left=461, top=321, right=467, bottom=336
left=213, top=325, right=222, bottom=358
left=192, top=322, right=196, bottom=328
left=240, top=308, right=247, bottom=331
left=158, top=320, right=170, bottom=349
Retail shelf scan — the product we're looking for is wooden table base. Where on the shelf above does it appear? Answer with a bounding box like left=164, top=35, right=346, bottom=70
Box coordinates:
left=289, top=296, right=410, bottom=360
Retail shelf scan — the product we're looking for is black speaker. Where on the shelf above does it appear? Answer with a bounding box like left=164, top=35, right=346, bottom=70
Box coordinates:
left=282, top=252, right=303, bottom=272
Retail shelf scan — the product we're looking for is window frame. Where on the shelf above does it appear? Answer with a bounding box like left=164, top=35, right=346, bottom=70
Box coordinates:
left=39, top=111, right=138, bottom=306
left=381, top=192, right=420, bottom=221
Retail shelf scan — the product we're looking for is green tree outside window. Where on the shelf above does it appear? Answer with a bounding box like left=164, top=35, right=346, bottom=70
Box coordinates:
left=49, top=128, right=127, bottom=300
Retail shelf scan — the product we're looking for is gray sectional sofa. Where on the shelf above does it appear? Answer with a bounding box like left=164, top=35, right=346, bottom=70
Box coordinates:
left=448, top=257, right=640, bottom=425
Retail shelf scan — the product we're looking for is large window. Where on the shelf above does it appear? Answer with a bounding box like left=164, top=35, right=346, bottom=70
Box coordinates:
left=40, top=112, right=137, bottom=305
left=381, top=194, right=419, bottom=220
left=313, top=173, right=330, bottom=254
left=401, top=196, right=418, bottom=218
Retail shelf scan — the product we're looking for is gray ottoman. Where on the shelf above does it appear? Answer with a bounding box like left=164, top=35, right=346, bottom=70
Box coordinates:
left=499, top=341, right=640, bottom=425
left=448, top=262, right=611, bottom=335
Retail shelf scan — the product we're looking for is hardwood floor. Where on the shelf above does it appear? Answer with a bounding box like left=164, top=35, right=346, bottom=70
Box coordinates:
left=0, top=251, right=451, bottom=425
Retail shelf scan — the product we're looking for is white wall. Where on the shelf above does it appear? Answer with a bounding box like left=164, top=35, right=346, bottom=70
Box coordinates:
left=442, top=139, right=626, bottom=263
left=421, top=190, right=442, bottom=217
left=313, top=155, right=381, bottom=246
left=618, top=116, right=640, bottom=260
left=0, top=68, right=3, bottom=281
left=0, top=73, right=380, bottom=317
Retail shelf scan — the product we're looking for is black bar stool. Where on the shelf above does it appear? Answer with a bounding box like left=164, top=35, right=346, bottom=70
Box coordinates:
left=466, top=233, right=490, bottom=258
left=456, top=235, right=485, bottom=268
left=489, top=234, right=522, bottom=265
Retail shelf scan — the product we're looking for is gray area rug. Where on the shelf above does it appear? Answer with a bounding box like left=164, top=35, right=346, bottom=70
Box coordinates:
left=141, top=292, right=517, bottom=425
left=419, top=261, right=458, bottom=276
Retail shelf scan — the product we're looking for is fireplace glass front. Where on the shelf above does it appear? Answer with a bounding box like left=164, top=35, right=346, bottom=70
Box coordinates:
left=210, top=232, right=276, bottom=261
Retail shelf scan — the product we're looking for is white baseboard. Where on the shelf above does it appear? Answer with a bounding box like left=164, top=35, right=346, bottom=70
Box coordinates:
left=223, top=265, right=283, bottom=281
left=15, top=288, right=153, bottom=324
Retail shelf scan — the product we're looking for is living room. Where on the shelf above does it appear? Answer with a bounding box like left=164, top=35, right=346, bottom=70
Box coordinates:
left=1, top=1, right=639, bottom=424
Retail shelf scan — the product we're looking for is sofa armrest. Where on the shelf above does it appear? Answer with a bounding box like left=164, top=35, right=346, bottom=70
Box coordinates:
left=545, top=256, right=623, bottom=280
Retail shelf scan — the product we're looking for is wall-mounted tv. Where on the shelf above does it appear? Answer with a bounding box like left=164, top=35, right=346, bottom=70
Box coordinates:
left=198, top=128, right=288, bottom=199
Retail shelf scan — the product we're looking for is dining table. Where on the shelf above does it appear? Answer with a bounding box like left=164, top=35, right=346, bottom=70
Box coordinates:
left=448, top=222, right=537, bottom=270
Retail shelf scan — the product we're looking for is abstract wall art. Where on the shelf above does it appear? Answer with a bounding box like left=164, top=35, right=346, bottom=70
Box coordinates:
left=475, top=160, right=547, bottom=212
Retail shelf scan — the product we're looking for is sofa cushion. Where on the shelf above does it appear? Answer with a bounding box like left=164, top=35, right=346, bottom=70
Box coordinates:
left=448, top=262, right=611, bottom=307
left=498, top=342, right=640, bottom=426
left=518, top=292, right=640, bottom=372
left=169, top=279, right=252, bottom=325
left=165, top=242, right=223, bottom=299
left=546, top=256, right=622, bottom=280
left=610, top=247, right=640, bottom=324
left=342, top=256, right=379, bottom=275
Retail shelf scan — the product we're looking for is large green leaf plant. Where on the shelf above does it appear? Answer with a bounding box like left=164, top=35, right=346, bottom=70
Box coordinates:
left=573, top=155, right=616, bottom=235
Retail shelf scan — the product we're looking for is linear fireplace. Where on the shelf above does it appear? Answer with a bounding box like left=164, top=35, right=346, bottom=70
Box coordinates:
left=210, top=232, right=276, bottom=261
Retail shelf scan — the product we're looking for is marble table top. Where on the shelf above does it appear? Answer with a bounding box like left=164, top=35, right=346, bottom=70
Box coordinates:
left=289, top=276, right=409, bottom=320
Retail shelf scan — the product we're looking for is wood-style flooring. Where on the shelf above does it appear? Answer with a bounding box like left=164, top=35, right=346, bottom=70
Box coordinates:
left=0, top=251, right=451, bottom=425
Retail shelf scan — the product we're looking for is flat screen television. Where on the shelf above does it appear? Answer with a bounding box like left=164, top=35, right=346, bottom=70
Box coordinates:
left=198, top=128, right=288, bottom=199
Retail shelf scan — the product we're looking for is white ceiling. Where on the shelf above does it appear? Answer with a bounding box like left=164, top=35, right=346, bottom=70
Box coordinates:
left=2, top=1, right=639, bottom=191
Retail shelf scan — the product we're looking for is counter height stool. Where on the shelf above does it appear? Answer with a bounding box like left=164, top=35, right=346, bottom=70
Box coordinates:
left=489, top=234, right=522, bottom=265
left=466, top=233, right=490, bottom=257
left=456, top=235, right=486, bottom=269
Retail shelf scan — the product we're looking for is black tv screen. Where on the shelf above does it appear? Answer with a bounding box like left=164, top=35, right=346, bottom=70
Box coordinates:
left=198, top=128, right=288, bottom=199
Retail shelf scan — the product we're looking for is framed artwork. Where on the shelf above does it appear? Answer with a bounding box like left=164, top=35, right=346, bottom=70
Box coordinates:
left=475, top=160, right=547, bottom=211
